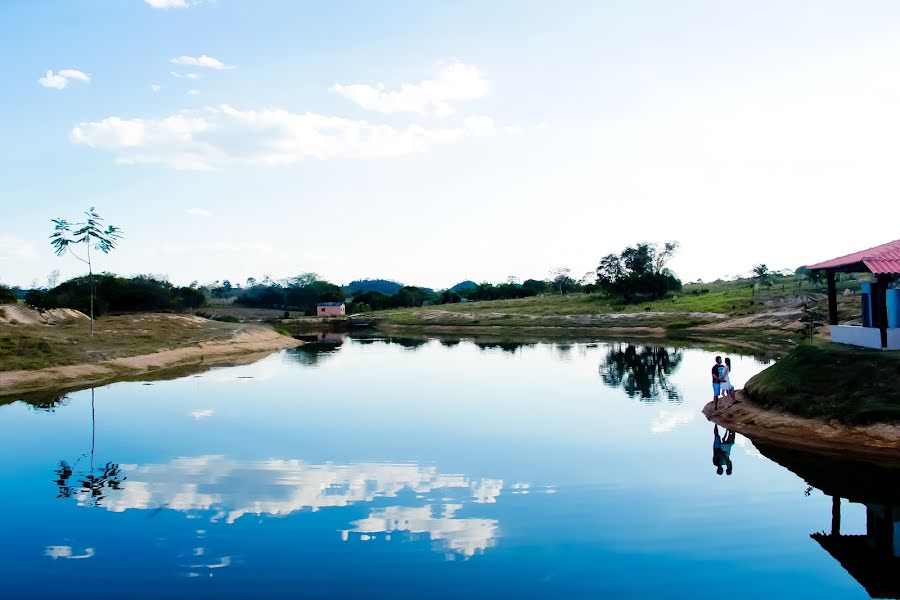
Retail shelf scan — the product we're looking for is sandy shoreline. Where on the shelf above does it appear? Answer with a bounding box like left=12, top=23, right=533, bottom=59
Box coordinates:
left=0, top=326, right=301, bottom=398
left=703, top=391, right=900, bottom=464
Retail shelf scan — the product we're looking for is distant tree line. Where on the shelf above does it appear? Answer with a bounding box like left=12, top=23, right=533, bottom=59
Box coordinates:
left=235, top=273, right=343, bottom=315
left=24, top=274, right=205, bottom=315
left=8, top=239, right=687, bottom=317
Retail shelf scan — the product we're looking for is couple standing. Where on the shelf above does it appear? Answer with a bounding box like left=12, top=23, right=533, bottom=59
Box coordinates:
left=711, top=355, right=735, bottom=410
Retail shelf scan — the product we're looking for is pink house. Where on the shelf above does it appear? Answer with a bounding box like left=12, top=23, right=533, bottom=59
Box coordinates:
left=317, top=302, right=345, bottom=317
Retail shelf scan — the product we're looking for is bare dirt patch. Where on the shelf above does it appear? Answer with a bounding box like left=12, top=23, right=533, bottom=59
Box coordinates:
left=0, top=304, right=89, bottom=325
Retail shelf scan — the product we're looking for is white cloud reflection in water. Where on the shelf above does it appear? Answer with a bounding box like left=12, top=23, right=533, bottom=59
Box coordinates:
left=343, top=504, right=498, bottom=558
left=89, top=456, right=503, bottom=557
left=44, top=546, right=94, bottom=560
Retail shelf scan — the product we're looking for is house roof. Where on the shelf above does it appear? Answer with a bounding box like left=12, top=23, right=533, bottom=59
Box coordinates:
left=806, top=239, right=900, bottom=274
left=317, top=302, right=345, bottom=307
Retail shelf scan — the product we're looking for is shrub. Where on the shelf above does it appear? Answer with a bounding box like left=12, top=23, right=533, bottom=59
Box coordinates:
left=0, top=285, right=18, bottom=304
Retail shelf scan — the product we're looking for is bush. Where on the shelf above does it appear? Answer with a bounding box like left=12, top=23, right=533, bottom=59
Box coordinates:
left=0, top=285, right=18, bottom=304
left=209, top=314, right=239, bottom=323
left=29, top=274, right=207, bottom=315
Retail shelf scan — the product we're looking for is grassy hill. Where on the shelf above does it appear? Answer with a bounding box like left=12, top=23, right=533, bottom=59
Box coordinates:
left=743, top=343, right=900, bottom=424
left=372, top=274, right=865, bottom=341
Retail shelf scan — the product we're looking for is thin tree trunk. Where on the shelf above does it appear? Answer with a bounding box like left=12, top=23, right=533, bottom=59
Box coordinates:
left=88, top=242, right=94, bottom=336
left=90, top=387, right=95, bottom=472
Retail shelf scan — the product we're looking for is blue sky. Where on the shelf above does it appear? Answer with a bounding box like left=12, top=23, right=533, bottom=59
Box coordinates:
left=2, top=1, right=899, bottom=289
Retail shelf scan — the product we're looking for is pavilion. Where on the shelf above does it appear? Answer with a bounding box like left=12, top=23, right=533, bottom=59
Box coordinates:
left=807, top=239, right=900, bottom=350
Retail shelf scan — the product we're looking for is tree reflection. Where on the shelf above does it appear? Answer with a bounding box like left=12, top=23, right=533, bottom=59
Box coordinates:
left=599, top=344, right=683, bottom=401
left=54, top=461, right=74, bottom=498
left=52, top=388, right=126, bottom=507
left=77, top=462, right=126, bottom=507
left=474, top=341, right=533, bottom=354
left=285, top=333, right=345, bottom=367
left=20, top=390, right=71, bottom=412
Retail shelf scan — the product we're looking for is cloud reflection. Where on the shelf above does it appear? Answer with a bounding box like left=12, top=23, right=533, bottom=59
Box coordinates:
left=650, top=409, right=695, bottom=434
left=83, top=456, right=503, bottom=556
left=344, top=504, right=498, bottom=557
left=45, top=546, right=94, bottom=560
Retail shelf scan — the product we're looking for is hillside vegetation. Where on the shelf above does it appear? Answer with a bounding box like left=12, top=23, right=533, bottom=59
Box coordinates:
left=373, top=275, right=863, bottom=337
left=743, top=344, right=900, bottom=425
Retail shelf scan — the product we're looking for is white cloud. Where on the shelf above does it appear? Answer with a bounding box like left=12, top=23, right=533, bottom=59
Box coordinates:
left=187, top=89, right=200, bottom=96
left=151, top=84, right=161, bottom=93
left=145, top=0, right=195, bottom=8
left=38, top=69, right=90, bottom=90
left=0, top=236, right=38, bottom=260
left=59, top=69, right=89, bottom=82
left=190, top=409, right=214, bottom=419
left=170, top=55, right=227, bottom=70
left=170, top=72, right=200, bottom=79
left=330, top=61, right=489, bottom=116
left=71, top=105, right=496, bottom=170
left=186, top=208, right=212, bottom=217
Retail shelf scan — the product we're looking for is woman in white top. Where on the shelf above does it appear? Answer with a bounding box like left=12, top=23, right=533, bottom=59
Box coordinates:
left=722, top=357, right=735, bottom=402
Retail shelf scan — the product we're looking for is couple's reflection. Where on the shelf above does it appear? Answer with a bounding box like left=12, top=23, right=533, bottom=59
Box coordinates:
left=712, top=425, right=735, bottom=476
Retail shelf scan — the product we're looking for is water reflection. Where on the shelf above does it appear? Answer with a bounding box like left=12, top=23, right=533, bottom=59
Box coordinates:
left=53, top=388, right=126, bottom=507
left=599, top=344, right=683, bottom=401
left=52, top=454, right=503, bottom=558
left=343, top=504, right=498, bottom=558
left=285, top=333, right=346, bottom=366
left=474, top=341, right=534, bottom=354
left=711, top=425, right=736, bottom=476
left=7, top=389, right=72, bottom=412
left=754, top=442, right=900, bottom=599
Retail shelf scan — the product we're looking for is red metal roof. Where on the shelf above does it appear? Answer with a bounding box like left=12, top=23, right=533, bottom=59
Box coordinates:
left=806, top=239, right=900, bottom=274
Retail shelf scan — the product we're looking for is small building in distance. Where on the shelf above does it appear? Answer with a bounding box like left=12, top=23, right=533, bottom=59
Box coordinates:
left=317, top=302, right=345, bottom=317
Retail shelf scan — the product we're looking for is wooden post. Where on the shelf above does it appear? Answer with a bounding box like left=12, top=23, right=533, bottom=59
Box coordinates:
left=877, top=274, right=890, bottom=349
left=831, top=496, right=841, bottom=536
left=826, top=270, right=838, bottom=326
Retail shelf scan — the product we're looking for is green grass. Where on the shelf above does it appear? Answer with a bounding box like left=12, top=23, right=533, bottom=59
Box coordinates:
left=743, top=343, right=900, bottom=425
left=374, top=275, right=858, bottom=324
left=0, top=314, right=249, bottom=372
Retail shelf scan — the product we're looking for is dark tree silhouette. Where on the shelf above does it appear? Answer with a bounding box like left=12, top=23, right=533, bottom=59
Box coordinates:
left=50, top=207, right=123, bottom=335
left=52, top=388, right=126, bottom=507
left=599, top=344, right=683, bottom=401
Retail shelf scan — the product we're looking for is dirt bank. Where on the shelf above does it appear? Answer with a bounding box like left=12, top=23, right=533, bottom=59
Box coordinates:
left=703, top=391, right=900, bottom=464
left=0, top=327, right=300, bottom=397
left=0, top=304, right=89, bottom=325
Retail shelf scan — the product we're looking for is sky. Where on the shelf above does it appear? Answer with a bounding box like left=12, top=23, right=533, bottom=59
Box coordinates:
left=2, top=0, right=899, bottom=290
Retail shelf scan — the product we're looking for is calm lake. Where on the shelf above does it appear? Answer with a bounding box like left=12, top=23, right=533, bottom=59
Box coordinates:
left=1, top=335, right=895, bottom=599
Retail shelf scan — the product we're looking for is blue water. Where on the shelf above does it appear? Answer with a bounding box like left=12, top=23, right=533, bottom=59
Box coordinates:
left=0, top=337, right=884, bottom=598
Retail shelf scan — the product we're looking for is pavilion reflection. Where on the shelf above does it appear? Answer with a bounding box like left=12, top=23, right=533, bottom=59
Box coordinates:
left=754, top=442, right=899, bottom=599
